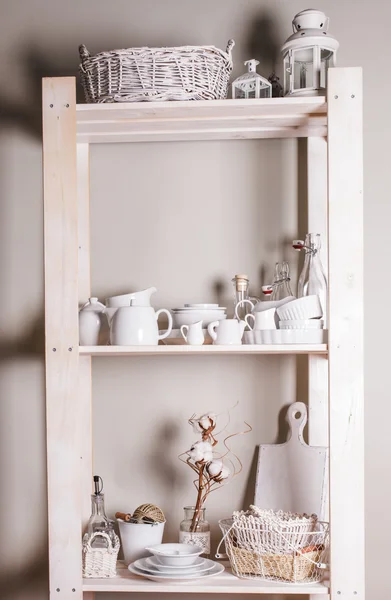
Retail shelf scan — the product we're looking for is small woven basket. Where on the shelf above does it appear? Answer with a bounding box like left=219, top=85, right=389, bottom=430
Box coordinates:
left=79, top=40, right=234, bottom=103
left=218, top=509, right=329, bottom=584
left=82, top=531, right=120, bottom=578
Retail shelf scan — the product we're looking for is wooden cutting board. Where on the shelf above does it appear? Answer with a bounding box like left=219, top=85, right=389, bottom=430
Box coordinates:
left=254, top=402, right=328, bottom=520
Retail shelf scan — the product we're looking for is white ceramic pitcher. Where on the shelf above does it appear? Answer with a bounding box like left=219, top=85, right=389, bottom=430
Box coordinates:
left=110, top=306, right=173, bottom=345
left=180, top=320, right=204, bottom=345
left=208, top=319, right=246, bottom=345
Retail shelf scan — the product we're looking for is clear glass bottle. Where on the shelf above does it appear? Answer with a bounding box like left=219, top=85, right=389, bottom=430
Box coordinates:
left=86, top=476, right=117, bottom=549
left=232, top=274, right=259, bottom=320
left=297, top=233, right=327, bottom=325
left=179, top=506, right=210, bottom=557
left=271, top=261, right=294, bottom=301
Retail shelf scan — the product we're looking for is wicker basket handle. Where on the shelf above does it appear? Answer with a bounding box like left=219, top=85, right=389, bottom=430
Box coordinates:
left=79, top=44, right=91, bottom=64
left=86, top=531, right=112, bottom=551
left=226, top=39, right=235, bottom=57
left=215, top=521, right=235, bottom=560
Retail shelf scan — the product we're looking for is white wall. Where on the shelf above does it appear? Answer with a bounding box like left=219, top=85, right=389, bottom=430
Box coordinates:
left=0, top=0, right=385, bottom=598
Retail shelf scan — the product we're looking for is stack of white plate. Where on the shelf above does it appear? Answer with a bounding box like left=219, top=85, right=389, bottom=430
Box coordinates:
left=171, top=304, right=227, bottom=328
left=128, top=543, right=224, bottom=582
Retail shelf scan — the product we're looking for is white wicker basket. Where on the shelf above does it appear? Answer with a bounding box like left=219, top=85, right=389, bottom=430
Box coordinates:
left=82, top=531, right=120, bottom=578
left=217, top=508, right=329, bottom=584
left=79, top=40, right=234, bottom=103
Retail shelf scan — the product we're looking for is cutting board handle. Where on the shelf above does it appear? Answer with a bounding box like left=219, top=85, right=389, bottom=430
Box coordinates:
left=287, top=401, right=307, bottom=444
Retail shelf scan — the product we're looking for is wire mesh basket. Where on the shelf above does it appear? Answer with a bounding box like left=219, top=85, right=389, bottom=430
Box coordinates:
left=218, top=509, right=329, bottom=584
left=79, top=40, right=234, bottom=103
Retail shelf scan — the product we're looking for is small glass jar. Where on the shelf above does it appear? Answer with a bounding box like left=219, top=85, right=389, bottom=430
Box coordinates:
left=179, top=506, right=210, bottom=557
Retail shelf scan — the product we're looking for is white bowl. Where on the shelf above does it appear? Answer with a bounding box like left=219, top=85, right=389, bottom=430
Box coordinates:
left=184, top=303, right=219, bottom=309
left=146, top=543, right=203, bottom=566
left=253, top=296, right=296, bottom=312
left=277, top=295, right=323, bottom=321
left=172, top=306, right=226, bottom=311
left=279, top=319, right=324, bottom=330
left=172, top=311, right=226, bottom=328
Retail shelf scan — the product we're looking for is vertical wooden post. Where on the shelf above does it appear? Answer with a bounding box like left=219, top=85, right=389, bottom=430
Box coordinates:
left=77, top=143, right=93, bottom=522
left=43, top=78, right=82, bottom=598
left=327, top=68, right=364, bottom=599
left=307, top=136, right=329, bottom=600
left=77, top=143, right=94, bottom=600
left=307, top=137, right=329, bottom=447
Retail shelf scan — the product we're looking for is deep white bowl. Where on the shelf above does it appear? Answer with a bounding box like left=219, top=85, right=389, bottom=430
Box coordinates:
left=146, top=543, right=203, bottom=566
left=276, top=295, right=323, bottom=321
left=253, top=296, right=296, bottom=312
left=279, top=319, right=324, bottom=330
left=173, top=306, right=226, bottom=311
left=172, top=310, right=226, bottom=328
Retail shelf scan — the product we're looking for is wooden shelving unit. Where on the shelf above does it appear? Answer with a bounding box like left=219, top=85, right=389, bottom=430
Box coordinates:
left=82, top=562, right=329, bottom=594
left=79, top=344, right=328, bottom=356
left=42, top=67, right=364, bottom=599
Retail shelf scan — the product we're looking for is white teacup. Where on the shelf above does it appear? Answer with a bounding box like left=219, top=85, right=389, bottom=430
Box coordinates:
left=245, top=307, right=277, bottom=331
left=180, top=321, right=204, bottom=345
left=208, top=319, right=246, bottom=345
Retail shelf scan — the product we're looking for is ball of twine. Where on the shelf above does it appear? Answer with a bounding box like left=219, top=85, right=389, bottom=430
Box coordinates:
left=132, top=504, right=165, bottom=523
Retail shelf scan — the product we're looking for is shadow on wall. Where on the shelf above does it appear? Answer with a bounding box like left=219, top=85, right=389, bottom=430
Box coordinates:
left=0, top=26, right=195, bottom=140
left=0, top=46, right=85, bottom=140
left=0, top=314, right=44, bottom=359
left=246, top=10, right=282, bottom=76
left=0, top=11, right=297, bottom=600
left=0, top=10, right=284, bottom=140
left=0, top=556, right=48, bottom=600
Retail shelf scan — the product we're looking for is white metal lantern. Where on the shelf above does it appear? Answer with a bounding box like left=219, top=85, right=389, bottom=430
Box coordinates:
left=232, top=60, right=272, bottom=99
left=281, top=9, right=339, bottom=96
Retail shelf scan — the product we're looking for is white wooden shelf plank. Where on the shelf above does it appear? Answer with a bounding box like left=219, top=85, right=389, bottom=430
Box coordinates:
left=79, top=345, right=328, bottom=356
left=83, top=564, right=329, bottom=594
left=76, top=97, right=327, bottom=143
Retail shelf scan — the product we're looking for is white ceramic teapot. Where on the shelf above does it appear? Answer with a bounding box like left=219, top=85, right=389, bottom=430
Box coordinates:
left=79, top=298, right=106, bottom=345
left=109, top=306, right=173, bottom=346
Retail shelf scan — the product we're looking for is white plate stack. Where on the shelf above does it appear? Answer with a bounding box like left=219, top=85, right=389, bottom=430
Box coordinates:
left=128, top=543, right=224, bottom=582
left=171, top=304, right=227, bottom=328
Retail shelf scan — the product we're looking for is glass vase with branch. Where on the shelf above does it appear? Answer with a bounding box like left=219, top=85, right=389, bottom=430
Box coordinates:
left=178, top=411, right=251, bottom=554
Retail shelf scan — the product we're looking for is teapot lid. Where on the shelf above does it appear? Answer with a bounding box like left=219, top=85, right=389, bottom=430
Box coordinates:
left=80, top=297, right=105, bottom=312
